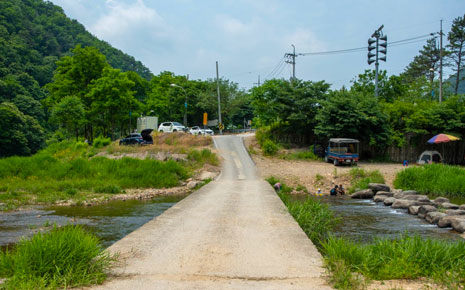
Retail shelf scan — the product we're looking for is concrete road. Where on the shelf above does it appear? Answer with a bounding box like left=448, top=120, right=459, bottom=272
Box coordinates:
left=90, top=135, right=332, bottom=290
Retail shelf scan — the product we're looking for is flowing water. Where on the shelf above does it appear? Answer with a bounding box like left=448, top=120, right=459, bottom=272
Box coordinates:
left=0, top=195, right=186, bottom=249
left=318, top=196, right=462, bottom=242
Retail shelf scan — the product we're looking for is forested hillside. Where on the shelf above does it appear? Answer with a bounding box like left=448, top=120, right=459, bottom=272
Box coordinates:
left=0, top=0, right=154, bottom=156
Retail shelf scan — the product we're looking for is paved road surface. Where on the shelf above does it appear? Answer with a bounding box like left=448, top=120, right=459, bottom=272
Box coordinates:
left=90, top=135, right=331, bottom=290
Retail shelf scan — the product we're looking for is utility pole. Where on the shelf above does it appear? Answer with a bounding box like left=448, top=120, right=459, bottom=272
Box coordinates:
left=285, top=44, right=296, bottom=82
left=367, top=25, right=387, bottom=97
left=253, top=75, right=261, bottom=87
left=439, top=19, right=443, bottom=103
left=216, top=61, right=223, bottom=135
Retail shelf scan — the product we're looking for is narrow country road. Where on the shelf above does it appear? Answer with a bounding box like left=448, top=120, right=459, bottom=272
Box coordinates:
left=90, top=135, right=331, bottom=290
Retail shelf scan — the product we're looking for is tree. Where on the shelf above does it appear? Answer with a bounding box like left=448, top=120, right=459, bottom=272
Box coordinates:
left=448, top=14, right=465, bottom=95
left=403, top=38, right=440, bottom=82
left=314, top=90, right=390, bottom=153
left=50, top=96, right=85, bottom=141
left=0, top=102, right=44, bottom=156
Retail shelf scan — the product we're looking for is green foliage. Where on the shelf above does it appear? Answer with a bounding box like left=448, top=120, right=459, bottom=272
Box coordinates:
left=447, top=14, right=465, bottom=95
left=0, top=102, right=45, bottom=157
left=315, top=90, right=391, bottom=152
left=50, top=96, right=85, bottom=141
left=282, top=146, right=319, bottom=161
left=348, top=168, right=385, bottom=193
left=92, top=135, right=111, bottom=148
left=321, top=235, right=465, bottom=286
left=187, top=149, right=219, bottom=167
left=394, top=164, right=465, bottom=197
left=0, top=225, right=113, bottom=289
left=262, top=139, right=279, bottom=156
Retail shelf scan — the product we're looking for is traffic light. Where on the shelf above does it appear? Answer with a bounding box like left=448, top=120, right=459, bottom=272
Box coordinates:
left=379, top=35, right=387, bottom=62
left=367, top=38, right=376, bottom=65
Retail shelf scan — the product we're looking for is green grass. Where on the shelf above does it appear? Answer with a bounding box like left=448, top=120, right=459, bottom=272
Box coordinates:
left=0, top=225, right=113, bottom=289
left=0, top=141, right=220, bottom=209
left=394, top=164, right=465, bottom=197
left=321, top=235, right=465, bottom=289
left=280, top=145, right=320, bottom=161
left=348, top=168, right=385, bottom=193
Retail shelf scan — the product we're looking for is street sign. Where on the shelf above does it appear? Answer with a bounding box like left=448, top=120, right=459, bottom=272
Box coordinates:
left=219, top=123, right=224, bottom=130
left=203, top=112, right=208, bottom=125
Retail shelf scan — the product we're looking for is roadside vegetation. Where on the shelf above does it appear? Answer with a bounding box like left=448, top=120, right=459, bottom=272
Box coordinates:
left=0, top=138, right=218, bottom=211
left=0, top=225, right=113, bottom=290
left=394, top=163, right=465, bottom=197
left=267, top=177, right=465, bottom=289
left=347, top=168, right=385, bottom=194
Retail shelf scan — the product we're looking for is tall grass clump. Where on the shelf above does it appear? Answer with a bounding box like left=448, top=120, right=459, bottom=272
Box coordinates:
left=348, top=168, right=384, bottom=193
left=321, top=235, right=465, bottom=288
left=394, top=163, right=465, bottom=197
left=266, top=177, right=337, bottom=246
left=92, top=135, right=111, bottom=148
left=187, top=149, right=219, bottom=167
left=0, top=225, right=113, bottom=289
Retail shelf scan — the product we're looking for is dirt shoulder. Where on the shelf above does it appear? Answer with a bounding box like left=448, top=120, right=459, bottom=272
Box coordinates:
left=244, top=136, right=404, bottom=194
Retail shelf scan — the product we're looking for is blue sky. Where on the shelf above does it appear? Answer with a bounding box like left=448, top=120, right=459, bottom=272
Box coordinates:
left=50, top=0, right=464, bottom=90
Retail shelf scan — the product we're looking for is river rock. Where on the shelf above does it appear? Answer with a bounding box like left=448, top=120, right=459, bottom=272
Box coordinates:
left=187, top=181, right=199, bottom=189
left=391, top=199, right=430, bottom=209
left=383, top=197, right=396, bottom=206
left=408, top=205, right=420, bottom=215
left=374, top=195, right=388, bottom=203
left=402, top=195, right=431, bottom=202
left=460, top=204, right=465, bottom=210
left=425, top=212, right=447, bottom=224
left=418, top=205, right=437, bottom=216
left=433, top=197, right=450, bottom=205
left=199, top=171, right=217, bottom=180
left=438, top=215, right=465, bottom=228
left=375, top=191, right=394, bottom=197
left=393, top=190, right=417, bottom=199
left=440, top=202, right=459, bottom=210
left=452, top=219, right=465, bottom=233
left=445, top=209, right=465, bottom=216
left=351, top=189, right=374, bottom=199
left=368, top=183, right=390, bottom=193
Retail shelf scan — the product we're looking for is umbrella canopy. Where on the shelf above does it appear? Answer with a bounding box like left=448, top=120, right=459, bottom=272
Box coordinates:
left=427, top=133, right=460, bottom=144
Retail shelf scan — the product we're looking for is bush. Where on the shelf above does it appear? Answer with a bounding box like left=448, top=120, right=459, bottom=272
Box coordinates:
left=92, top=136, right=111, bottom=148
left=262, top=139, right=278, bottom=156
left=394, top=164, right=465, bottom=197
left=187, top=149, right=219, bottom=167
left=348, top=168, right=384, bottom=193
left=0, top=225, right=113, bottom=289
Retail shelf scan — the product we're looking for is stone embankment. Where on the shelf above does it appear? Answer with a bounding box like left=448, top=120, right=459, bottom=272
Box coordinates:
left=351, top=183, right=465, bottom=234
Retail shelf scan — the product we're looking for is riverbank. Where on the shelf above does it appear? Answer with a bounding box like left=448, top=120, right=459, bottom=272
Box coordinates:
left=0, top=135, right=220, bottom=211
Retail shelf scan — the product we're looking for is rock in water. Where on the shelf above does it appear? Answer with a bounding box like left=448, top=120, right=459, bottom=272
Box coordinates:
left=438, top=215, right=465, bottom=228
left=383, top=197, right=396, bottom=206
left=441, top=202, right=459, bottom=210
left=425, top=212, right=446, bottom=224
left=452, top=219, right=465, bottom=233
left=368, top=183, right=390, bottom=193
left=408, top=205, right=420, bottom=215
left=350, top=189, right=374, bottom=199
left=433, top=197, right=450, bottom=205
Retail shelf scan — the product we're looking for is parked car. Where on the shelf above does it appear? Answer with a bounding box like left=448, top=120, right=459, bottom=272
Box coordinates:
left=119, top=129, right=153, bottom=145
left=417, top=150, right=442, bottom=165
left=158, top=122, right=186, bottom=133
left=189, top=126, right=214, bottom=136
left=325, top=138, right=359, bottom=166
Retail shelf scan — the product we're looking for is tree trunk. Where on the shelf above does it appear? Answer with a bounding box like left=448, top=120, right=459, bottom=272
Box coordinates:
left=455, top=45, right=463, bottom=95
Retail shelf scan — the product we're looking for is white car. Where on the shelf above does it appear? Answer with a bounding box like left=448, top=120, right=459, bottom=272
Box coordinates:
left=189, top=126, right=214, bottom=136
left=158, top=122, right=186, bottom=133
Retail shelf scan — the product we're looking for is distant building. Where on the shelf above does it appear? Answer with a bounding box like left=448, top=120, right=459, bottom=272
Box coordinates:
left=137, top=116, right=158, bottom=132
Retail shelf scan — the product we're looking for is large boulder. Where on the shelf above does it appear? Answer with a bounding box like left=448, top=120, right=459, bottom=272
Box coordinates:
left=445, top=209, right=465, bottom=216
left=441, top=202, right=459, bottom=210
left=460, top=204, right=465, bottom=210
left=408, top=205, right=420, bottom=215
left=375, top=191, right=393, bottom=197
left=374, top=195, right=388, bottom=203
left=402, top=195, right=431, bottom=202
left=452, top=218, right=465, bottom=233
left=438, top=215, right=465, bottom=228
left=383, top=197, right=396, bottom=206
left=368, top=183, right=390, bottom=193
left=351, top=189, right=374, bottom=199
left=433, top=197, right=450, bottom=205
left=391, top=199, right=430, bottom=209
left=425, top=212, right=447, bottom=224
left=393, top=190, right=417, bottom=199
left=418, top=205, right=437, bottom=216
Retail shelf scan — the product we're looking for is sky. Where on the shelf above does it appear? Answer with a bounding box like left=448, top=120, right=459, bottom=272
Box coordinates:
left=49, top=0, right=464, bottom=90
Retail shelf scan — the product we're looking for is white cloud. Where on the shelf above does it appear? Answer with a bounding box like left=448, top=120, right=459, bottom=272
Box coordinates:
left=282, top=28, right=327, bottom=53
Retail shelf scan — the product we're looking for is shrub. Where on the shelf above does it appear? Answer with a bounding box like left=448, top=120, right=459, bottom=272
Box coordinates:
left=262, top=139, right=278, bottom=156
left=348, top=168, right=384, bottom=193
left=92, top=136, right=111, bottom=148
left=0, top=225, right=113, bottom=289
